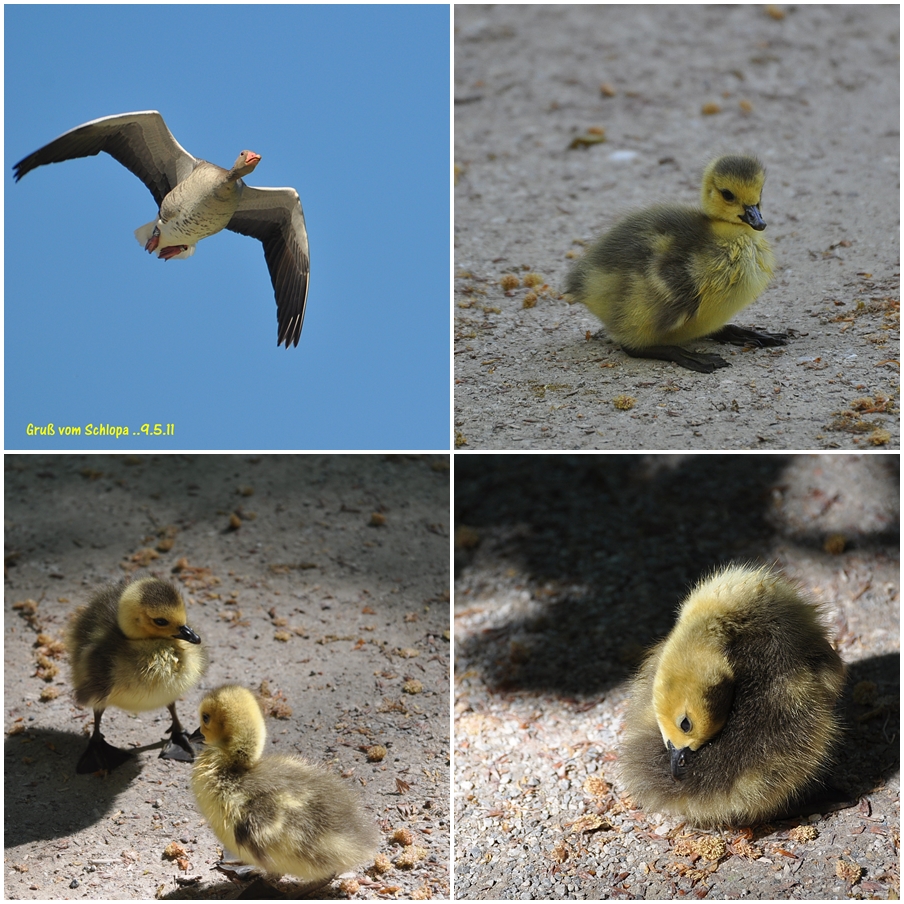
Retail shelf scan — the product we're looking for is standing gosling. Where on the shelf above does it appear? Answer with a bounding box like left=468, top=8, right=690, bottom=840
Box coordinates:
left=191, top=684, right=379, bottom=884
left=566, top=155, right=786, bottom=373
left=67, top=576, right=208, bottom=773
left=620, top=564, right=844, bottom=827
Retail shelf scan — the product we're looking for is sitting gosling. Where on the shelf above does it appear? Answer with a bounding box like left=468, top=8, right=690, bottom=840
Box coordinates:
left=620, top=564, right=845, bottom=826
left=566, top=155, right=786, bottom=373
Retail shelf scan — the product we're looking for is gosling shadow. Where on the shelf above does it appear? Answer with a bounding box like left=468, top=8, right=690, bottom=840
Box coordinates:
left=837, top=652, right=900, bottom=798
left=455, top=455, right=899, bottom=701
left=4, top=728, right=172, bottom=846
left=158, top=874, right=357, bottom=900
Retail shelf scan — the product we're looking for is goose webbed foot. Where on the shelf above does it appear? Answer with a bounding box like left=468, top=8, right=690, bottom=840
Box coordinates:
left=214, top=860, right=275, bottom=899
left=215, top=860, right=334, bottom=898
left=214, top=859, right=259, bottom=879
left=144, top=226, right=160, bottom=253
left=160, top=729, right=197, bottom=762
left=621, top=343, right=730, bottom=374
left=76, top=730, right=133, bottom=774
left=159, top=702, right=198, bottom=762
left=709, top=324, right=789, bottom=347
left=158, top=244, right=188, bottom=261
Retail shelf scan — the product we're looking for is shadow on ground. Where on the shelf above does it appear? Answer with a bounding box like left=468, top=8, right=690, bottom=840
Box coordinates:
left=455, top=454, right=898, bottom=737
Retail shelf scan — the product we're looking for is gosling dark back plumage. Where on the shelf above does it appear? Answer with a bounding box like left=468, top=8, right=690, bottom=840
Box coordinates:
left=565, top=208, right=712, bottom=337
left=230, top=756, right=378, bottom=874
left=68, top=581, right=123, bottom=706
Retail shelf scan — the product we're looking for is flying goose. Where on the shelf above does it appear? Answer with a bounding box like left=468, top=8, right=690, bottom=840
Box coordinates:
left=13, top=110, right=309, bottom=348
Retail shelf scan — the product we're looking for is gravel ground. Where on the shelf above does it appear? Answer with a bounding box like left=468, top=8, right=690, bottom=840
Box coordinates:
left=454, top=453, right=899, bottom=899
left=5, top=454, right=450, bottom=900
left=454, top=4, right=899, bottom=450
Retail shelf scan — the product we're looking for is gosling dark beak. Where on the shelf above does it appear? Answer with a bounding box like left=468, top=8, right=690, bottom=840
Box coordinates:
left=174, top=624, right=202, bottom=644
left=668, top=741, right=690, bottom=780
left=189, top=726, right=205, bottom=745
left=741, top=205, right=767, bottom=231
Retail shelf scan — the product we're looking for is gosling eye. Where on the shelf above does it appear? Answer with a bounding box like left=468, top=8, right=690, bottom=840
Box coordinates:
left=720, top=188, right=735, bottom=202
left=202, top=713, right=210, bottom=725
left=679, top=715, right=692, bottom=733
left=152, top=617, right=169, bottom=627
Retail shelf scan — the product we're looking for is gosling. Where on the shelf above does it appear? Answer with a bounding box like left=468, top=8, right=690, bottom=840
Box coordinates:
left=191, top=684, right=379, bottom=884
left=566, top=155, right=786, bottom=373
left=620, top=564, right=844, bottom=827
left=67, top=576, right=207, bottom=773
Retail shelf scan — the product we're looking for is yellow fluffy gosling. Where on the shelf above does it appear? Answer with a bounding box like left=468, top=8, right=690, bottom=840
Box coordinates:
left=67, top=576, right=207, bottom=773
left=620, top=564, right=845, bottom=826
left=191, top=684, right=379, bottom=884
left=566, top=155, right=785, bottom=372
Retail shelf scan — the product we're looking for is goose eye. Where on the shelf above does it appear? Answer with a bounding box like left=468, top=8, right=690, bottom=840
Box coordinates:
left=679, top=716, right=692, bottom=733
left=720, top=189, right=735, bottom=202
left=202, top=713, right=210, bottom=725
left=153, top=617, right=169, bottom=627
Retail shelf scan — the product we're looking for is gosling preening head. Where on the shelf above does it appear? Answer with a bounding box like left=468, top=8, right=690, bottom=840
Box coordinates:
left=620, top=564, right=845, bottom=827
left=190, top=685, right=379, bottom=884
left=565, top=155, right=787, bottom=373
left=67, top=576, right=208, bottom=774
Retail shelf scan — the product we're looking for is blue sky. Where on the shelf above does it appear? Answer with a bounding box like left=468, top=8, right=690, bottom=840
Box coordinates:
left=6, top=4, right=450, bottom=451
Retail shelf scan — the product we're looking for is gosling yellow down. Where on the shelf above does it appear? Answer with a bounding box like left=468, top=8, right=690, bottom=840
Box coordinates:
left=620, top=564, right=844, bottom=827
left=67, top=576, right=208, bottom=773
left=566, top=155, right=786, bottom=373
left=191, top=684, right=379, bottom=883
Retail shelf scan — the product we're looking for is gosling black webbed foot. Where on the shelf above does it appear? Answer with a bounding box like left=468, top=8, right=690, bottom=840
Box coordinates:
left=159, top=701, right=198, bottom=762
left=214, top=859, right=260, bottom=880
left=214, top=862, right=282, bottom=900
left=76, top=732, right=133, bottom=774
left=215, top=860, right=334, bottom=898
left=709, top=324, right=788, bottom=347
left=159, top=727, right=198, bottom=762
left=621, top=343, right=730, bottom=374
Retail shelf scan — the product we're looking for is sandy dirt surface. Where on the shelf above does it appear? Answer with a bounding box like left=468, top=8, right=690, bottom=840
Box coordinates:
left=454, top=5, right=899, bottom=450
left=454, top=453, right=899, bottom=899
left=5, top=454, right=450, bottom=900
